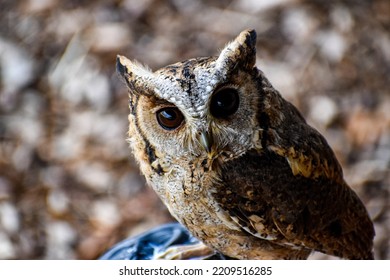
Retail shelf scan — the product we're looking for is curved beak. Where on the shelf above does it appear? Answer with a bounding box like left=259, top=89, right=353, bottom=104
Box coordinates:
left=199, top=131, right=214, bottom=154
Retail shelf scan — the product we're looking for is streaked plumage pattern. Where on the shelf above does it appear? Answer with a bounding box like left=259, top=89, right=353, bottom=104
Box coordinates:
left=116, top=29, right=374, bottom=259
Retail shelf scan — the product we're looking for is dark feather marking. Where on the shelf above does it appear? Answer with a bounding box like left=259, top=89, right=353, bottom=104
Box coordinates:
left=145, top=142, right=164, bottom=176
left=128, top=94, right=138, bottom=116
left=116, top=56, right=128, bottom=77
left=131, top=96, right=164, bottom=176
left=255, top=73, right=270, bottom=148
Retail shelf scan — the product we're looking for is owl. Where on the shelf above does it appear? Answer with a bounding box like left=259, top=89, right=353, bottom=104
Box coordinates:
left=116, top=29, right=374, bottom=259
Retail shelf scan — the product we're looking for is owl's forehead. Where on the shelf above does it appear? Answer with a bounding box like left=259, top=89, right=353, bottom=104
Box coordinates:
left=153, top=57, right=224, bottom=118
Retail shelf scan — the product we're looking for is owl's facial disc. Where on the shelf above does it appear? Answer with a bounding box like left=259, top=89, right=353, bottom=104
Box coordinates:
left=117, top=29, right=258, bottom=160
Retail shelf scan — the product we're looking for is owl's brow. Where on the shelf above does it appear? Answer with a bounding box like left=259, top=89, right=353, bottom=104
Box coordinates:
left=150, top=95, right=175, bottom=106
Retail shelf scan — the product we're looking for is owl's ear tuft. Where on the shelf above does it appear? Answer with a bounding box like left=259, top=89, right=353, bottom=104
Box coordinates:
left=116, top=55, right=156, bottom=95
left=216, top=29, right=257, bottom=75
left=116, top=55, right=153, bottom=80
left=116, top=55, right=129, bottom=77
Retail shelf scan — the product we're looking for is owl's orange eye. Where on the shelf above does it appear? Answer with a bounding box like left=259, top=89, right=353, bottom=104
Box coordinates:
left=156, top=107, right=184, bottom=130
left=210, top=87, right=239, bottom=119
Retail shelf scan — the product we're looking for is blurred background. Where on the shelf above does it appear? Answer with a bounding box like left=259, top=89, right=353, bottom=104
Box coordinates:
left=0, top=0, right=389, bottom=259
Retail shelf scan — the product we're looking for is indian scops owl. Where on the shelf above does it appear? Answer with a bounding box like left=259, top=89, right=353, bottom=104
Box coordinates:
left=116, top=29, right=374, bottom=259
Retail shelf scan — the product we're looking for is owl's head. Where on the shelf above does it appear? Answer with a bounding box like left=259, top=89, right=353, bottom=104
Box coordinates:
left=117, top=29, right=264, bottom=164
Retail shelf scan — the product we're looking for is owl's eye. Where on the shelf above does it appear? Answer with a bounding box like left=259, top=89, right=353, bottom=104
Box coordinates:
left=156, top=107, right=184, bottom=130
left=210, top=87, right=240, bottom=118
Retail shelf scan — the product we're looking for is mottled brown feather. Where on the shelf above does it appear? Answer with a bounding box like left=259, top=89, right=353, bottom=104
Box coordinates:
left=217, top=148, right=374, bottom=259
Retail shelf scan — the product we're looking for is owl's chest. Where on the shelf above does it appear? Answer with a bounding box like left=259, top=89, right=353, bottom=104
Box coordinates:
left=148, top=160, right=240, bottom=234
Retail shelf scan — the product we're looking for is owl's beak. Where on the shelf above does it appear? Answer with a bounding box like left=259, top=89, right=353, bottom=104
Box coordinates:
left=199, top=131, right=214, bottom=155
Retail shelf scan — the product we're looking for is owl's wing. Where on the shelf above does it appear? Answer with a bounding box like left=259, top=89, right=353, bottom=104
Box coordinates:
left=217, top=103, right=374, bottom=259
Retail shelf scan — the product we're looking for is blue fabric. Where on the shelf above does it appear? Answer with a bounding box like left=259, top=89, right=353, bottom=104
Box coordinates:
left=99, top=223, right=227, bottom=260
